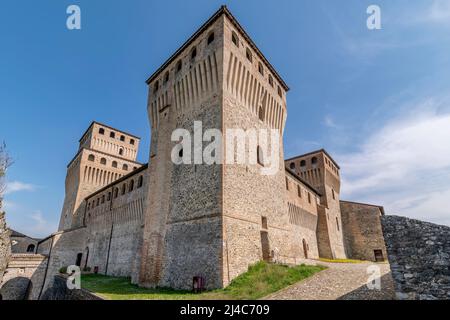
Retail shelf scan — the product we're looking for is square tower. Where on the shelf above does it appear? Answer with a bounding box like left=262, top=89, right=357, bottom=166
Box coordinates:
left=58, top=122, right=142, bottom=231
left=285, top=149, right=346, bottom=259
left=140, top=6, right=292, bottom=290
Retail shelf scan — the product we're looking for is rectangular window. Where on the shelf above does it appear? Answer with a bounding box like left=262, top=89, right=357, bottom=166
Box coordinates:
left=286, top=178, right=289, bottom=190
left=308, top=193, right=311, bottom=204
left=297, top=185, right=302, bottom=198
left=261, top=216, right=268, bottom=230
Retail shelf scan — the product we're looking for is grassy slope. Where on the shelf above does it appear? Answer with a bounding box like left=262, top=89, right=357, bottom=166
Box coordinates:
left=82, top=261, right=326, bottom=300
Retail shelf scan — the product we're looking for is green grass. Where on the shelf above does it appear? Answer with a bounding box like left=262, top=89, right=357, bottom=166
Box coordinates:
left=81, top=261, right=325, bottom=300
left=318, top=258, right=366, bottom=264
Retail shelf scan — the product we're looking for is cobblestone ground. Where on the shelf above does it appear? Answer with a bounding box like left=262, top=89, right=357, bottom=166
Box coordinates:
left=265, top=261, right=395, bottom=300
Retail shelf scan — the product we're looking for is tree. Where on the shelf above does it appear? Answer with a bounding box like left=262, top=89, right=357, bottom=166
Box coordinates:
left=0, top=142, right=13, bottom=203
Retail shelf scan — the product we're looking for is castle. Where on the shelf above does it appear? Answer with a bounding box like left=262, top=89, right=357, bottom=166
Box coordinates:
left=1, top=6, right=387, bottom=297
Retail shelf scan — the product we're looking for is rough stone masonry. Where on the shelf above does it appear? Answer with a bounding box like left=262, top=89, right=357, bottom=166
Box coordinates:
left=382, top=215, right=450, bottom=300
left=0, top=210, right=11, bottom=287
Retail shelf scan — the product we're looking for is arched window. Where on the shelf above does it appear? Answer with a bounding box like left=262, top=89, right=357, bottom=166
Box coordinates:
left=99, top=128, right=105, bottom=135
left=121, top=184, right=126, bottom=195
left=110, top=131, right=115, bottom=138
left=232, top=31, right=239, bottom=46
left=268, top=74, right=274, bottom=87
left=88, top=154, right=95, bottom=162
left=100, top=158, right=107, bottom=165
left=179, top=148, right=183, bottom=158
left=258, top=106, right=265, bottom=122
left=191, top=47, right=197, bottom=60
left=120, top=135, right=125, bottom=142
left=130, top=139, right=135, bottom=145
left=311, top=157, right=318, bottom=165
left=112, top=161, right=118, bottom=168
left=26, top=244, right=35, bottom=253
left=154, top=80, right=159, bottom=93
left=308, top=193, right=311, bottom=204
left=137, top=175, right=143, bottom=188
left=122, top=164, right=128, bottom=171
left=258, top=62, right=264, bottom=76
left=176, top=60, right=182, bottom=73
left=164, top=71, right=169, bottom=84
left=129, top=180, right=134, bottom=192
left=300, top=160, right=306, bottom=167
left=290, top=162, right=295, bottom=170
left=207, top=32, right=215, bottom=45
left=257, top=146, right=264, bottom=166
left=119, top=148, right=124, bottom=156
left=113, top=187, right=119, bottom=199
left=246, top=48, right=253, bottom=62
left=278, top=86, right=283, bottom=98
left=101, top=195, right=105, bottom=204
left=107, top=192, right=111, bottom=201
left=297, top=185, right=302, bottom=198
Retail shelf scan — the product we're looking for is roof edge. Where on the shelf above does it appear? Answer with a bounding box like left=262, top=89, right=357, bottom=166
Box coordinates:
left=145, top=5, right=289, bottom=91
left=285, top=148, right=340, bottom=170
left=285, top=167, right=322, bottom=196
left=78, top=121, right=141, bottom=143
left=340, top=200, right=385, bottom=215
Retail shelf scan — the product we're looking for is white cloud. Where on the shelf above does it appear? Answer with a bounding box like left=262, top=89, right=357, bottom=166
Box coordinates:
left=419, top=0, right=450, bottom=25
left=4, top=181, right=36, bottom=195
left=338, top=99, right=450, bottom=226
left=323, top=115, right=338, bottom=128
left=25, top=211, right=56, bottom=238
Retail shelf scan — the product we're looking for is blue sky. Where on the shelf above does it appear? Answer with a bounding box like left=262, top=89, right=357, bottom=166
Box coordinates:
left=1, top=0, right=450, bottom=237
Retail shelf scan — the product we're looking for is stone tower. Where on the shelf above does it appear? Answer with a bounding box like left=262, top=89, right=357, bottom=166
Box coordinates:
left=139, top=6, right=291, bottom=290
left=58, top=121, right=142, bottom=231
left=285, top=149, right=346, bottom=259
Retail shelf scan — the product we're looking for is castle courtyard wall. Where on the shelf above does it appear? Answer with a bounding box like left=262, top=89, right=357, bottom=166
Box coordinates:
left=340, top=201, right=387, bottom=262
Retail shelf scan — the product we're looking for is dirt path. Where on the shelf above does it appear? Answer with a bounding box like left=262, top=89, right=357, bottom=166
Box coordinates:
left=265, top=261, right=395, bottom=300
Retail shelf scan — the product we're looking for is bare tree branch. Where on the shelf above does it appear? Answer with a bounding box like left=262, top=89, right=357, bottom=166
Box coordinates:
left=0, top=142, right=13, bottom=201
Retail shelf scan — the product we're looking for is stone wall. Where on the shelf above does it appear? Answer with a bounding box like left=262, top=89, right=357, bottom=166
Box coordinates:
left=382, top=215, right=450, bottom=300
left=140, top=14, right=225, bottom=290
left=341, top=201, right=387, bottom=262
left=40, top=275, right=102, bottom=300
left=0, top=211, right=11, bottom=287
left=10, top=235, right=39, bottom=254
left=0, top=254, right=48, bottom=300
left=222, top=11, right=295, bottom=287
left=38, top=228, right=88, bottom=295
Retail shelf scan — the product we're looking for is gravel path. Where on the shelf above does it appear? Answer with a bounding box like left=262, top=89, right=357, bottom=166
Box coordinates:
left=265, top=260, right=395, bottom=300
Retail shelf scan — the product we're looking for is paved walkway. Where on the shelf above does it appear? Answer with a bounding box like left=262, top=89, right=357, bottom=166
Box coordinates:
left=265, top=260, right=395, bottom=300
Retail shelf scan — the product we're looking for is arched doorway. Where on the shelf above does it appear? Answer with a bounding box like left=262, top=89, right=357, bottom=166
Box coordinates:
left=302, top=239, right=308, bottom=259
left=26, top=244, right=35, bottom=253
